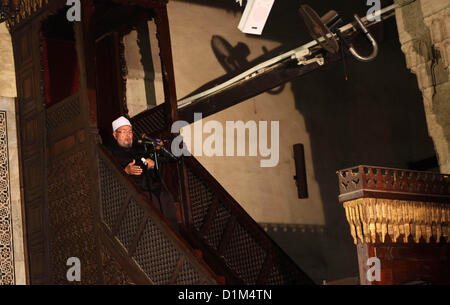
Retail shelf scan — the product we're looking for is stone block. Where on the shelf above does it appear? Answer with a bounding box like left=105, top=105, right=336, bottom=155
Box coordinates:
left=401, top=39, right=431, bottom=68
left=0, top=25, right=16, bottom=98
left=410, top=62, right=434, bottom=90
left=424, top=8, right=450, bottom=44
left=438, top=38, right=450, bottom=68
left=395, top=0, right=429, bottom=44
left=420, top=0, right=449, bottom=18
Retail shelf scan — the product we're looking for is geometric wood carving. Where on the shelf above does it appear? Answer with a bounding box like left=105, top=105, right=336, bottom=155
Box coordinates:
left=47, top=149, right=100, bottom=284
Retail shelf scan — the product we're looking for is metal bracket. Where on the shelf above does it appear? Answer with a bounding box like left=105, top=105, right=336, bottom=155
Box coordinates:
left=298, top=55, right=325, bottom=66
left=347, top=14, right=378, bottom=62
left=292, top=49, right=325, bottom=66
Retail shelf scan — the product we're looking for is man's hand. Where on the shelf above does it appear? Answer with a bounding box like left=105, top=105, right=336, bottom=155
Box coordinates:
left=143, top=158, right=155, bottom=169
left=124, top=160, right=143, bottom=175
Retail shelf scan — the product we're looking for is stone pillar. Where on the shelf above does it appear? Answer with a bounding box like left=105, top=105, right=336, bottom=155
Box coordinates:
left=395, top=0, right=450, bottom=172
left=123, top=21, right=164, bottom=117
left=0, top=22, right=26, bottom=285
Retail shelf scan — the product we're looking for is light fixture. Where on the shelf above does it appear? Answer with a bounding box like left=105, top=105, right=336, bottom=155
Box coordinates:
left=0, top=0, right=20, bottom=23
left=238, top=0, right=274, bottom=35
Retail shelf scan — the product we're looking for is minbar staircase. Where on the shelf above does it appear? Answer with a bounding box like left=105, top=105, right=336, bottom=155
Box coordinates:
left=98, top=146, right=220, bottom=284
left=97, top=104, right=313, bottom=285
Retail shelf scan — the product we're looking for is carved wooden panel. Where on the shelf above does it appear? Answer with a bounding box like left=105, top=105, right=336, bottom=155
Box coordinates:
left=24, top=198, right=44, bottom=239
left=12, top=30, right=32, bottom=68
left=46, top=94, right=83, bottom=143
left=17, top=79, right=36, bottom=121
left=28, top=244, right=45, bottom=282
left=47, top=148, right=101, bottom=284
left=100, top=242, right=134, bottom=285
left=21, top=116, right=43, bottom=161
left=12, top=20, right=50, bottom=284
left=18, top=70, right=36, bottom=115
left=23, top=156, right=43, bottom=192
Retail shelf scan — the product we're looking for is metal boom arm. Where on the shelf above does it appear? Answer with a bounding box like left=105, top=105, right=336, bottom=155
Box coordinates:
left=177, top=2, right=413, bottom=123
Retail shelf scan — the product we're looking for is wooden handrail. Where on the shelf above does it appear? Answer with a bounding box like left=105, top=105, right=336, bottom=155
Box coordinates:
left=182, top=156, right=314, bottom=285
left=96, top=144, right=219, bottom=284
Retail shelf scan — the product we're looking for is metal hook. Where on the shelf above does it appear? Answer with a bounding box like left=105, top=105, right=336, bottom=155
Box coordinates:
left=348, top=14, right=378, bottom=62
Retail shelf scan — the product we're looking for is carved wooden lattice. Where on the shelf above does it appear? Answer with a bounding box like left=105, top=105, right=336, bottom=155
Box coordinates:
left=130, top=104, right=167, bottom=136
left=46, top=94, right=81, bottom=130
left=100, top=242, right=134, bottom=285
left=97, top=146, right=218, bottom=285
left=47, top=149, right=101, bottom=284
left=184, top=158, right=313, bottom=284
left=0, top=111, right=14, bottom=285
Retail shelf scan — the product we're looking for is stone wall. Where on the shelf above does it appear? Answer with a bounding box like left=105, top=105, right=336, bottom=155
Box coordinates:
left=395, top=0, right=450, bottom=172
left=0, top=22, right=16, bottom=98
left=0, top=23, right=26, bottom=285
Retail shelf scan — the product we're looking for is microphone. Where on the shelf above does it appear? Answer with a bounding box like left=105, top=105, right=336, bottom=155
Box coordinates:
left=139, top=134, right=164, bottom=146
left=138, top=134, right=177, bottom=160
left=138, top=138, right=162, bottom=146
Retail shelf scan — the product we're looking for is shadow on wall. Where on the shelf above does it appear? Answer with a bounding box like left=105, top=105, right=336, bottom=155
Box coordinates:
left=210, top=35, right=286, bottom=95
left=174, top=0, right=436, bottom=283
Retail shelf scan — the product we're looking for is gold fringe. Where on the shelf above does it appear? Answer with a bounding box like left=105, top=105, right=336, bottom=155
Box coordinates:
left=343, top=198, right=449, bottom=244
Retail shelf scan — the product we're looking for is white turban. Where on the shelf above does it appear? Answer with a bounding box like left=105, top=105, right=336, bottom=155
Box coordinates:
left=112, top=116, right=131, bottom=132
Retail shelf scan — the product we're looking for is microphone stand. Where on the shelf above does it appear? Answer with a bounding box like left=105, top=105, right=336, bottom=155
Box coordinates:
left=138, top=135, right=182, bottom=229
left=137, top=140, right=163, bottom=213
left=147, top=142, right=179, bottom=227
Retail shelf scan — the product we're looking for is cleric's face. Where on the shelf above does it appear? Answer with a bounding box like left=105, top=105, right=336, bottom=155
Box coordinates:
left=113, top=125, right=133, bottom=148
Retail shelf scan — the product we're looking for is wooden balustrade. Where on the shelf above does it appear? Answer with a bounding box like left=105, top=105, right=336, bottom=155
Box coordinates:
left=130, top=104, right=168, bottom=137
left=129, top=104, right=314, bottom=284
left=96, top=145, right=219, bottom=285
left=181, top=156, right=313, bottom=285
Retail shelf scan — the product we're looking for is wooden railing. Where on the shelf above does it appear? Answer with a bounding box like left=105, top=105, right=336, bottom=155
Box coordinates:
left=46, top=93, right=83, bottom=141
left=96, top=145, right=219, bottom=284
left=181, top=156, right=313, bottom=285
left=337, top=165, right=450, bottom=203
left=130, top=104, right=168, bottom=137
left=130, top=104, right=313, bottom=284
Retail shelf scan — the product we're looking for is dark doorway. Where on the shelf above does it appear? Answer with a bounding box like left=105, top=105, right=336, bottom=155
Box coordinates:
left=41, top=9, right=79, bottom=106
